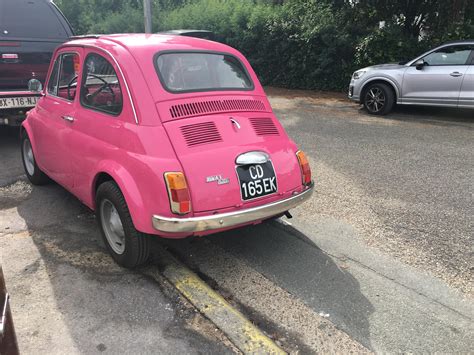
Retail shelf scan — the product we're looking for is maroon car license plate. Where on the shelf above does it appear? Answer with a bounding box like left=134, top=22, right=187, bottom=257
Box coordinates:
left=236, top=161, right=277, bottom=201
left=0, top=96, right=39, bottom=109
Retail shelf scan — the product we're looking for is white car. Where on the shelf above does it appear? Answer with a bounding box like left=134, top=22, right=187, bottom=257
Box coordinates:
left=348, top=40, right=474, bottom=115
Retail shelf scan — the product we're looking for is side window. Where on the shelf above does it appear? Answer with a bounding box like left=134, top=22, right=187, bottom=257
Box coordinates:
left=80, top=53, right=123, bottom=115
left=47, top=53, right=80, bottom=101
left=57, top=53, right=80, bottom=101
left=423, top=46, right=473, bottom=66
left=47, top=57, right=61, bottom=96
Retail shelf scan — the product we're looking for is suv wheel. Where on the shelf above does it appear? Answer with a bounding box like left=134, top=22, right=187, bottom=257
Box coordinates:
left=363, top=83, right=395, bottom=115
left=21, top=134, right=49, bottom=185
left=96, top=181, right=150, bottom=268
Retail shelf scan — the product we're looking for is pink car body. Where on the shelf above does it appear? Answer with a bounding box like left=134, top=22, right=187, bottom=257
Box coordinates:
left=21, top=34, right=313, bottom=240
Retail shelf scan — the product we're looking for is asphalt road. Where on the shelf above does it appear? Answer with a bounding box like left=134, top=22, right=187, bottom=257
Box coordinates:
left=0, top=91, right=473, bottom=353
left=266, top=88, right=473, bottom=295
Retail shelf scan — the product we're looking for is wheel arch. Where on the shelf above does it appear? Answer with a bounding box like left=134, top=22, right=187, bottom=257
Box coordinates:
left=20, top=121, right=40, bottom=163
left=360, top=78, right=399, bottom=103
left=20, top=121, right=33, bottom=145
left=91, top=163, right=148, bottom=233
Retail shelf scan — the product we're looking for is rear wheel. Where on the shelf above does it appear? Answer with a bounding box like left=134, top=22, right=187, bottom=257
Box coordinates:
left=21, top=134, right=49, bottom=185
left=96, top=181, right=150, bottom=268
left=363, top=83, right=395, bottom=115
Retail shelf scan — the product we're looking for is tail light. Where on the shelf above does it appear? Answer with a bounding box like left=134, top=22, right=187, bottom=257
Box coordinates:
left=164, top=172, right=191, bottom=215
left=296, top=150, right=312, bottom=186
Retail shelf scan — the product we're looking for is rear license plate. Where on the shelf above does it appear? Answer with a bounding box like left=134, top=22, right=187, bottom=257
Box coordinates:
left=236, top=161, right=278, bottom=201
left=0, top=96, right=39, bottom=109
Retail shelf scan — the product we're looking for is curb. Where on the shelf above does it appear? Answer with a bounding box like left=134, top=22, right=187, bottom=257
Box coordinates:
left=145, top=248, right=285, bottom=354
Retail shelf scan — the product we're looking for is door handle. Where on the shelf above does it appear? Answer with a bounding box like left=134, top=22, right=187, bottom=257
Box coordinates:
left=62, top=115, right=75, bottom=122
left=450, top=72, right=463, bottom=77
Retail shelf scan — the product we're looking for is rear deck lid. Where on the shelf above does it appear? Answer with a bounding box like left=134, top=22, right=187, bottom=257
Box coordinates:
left=164, top=112, right=301, bottom=213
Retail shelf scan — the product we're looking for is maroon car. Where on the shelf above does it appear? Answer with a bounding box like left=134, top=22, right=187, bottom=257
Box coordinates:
left=0, top=0, right=73, bottom=126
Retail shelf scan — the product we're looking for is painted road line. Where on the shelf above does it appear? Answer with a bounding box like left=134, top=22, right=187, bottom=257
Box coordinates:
left=145, top=248, right=285, bottom=354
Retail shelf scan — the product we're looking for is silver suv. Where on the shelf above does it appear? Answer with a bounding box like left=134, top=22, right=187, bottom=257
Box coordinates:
left=348, top=40, right=474, bottom=115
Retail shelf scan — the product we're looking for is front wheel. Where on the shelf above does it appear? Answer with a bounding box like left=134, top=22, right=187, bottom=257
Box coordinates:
left=363, top=83, right=395, bottom=115
left=21, top=133, right=49, bottom=185
left=96, top=181, right=150, bottom=268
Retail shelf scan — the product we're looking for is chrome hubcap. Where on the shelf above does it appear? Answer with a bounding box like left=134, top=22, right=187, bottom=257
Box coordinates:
left=365, top=87, right=386, bottom=113
left=23, top=138, right=35, bottom=176
left=100, top=199, right=126, bottom=255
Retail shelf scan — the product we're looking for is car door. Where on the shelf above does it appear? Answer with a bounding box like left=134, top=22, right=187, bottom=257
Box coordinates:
left=33, top=48, right=83, bottom=188
left=69, top=49, right=133, bottom=204
left=401, top=45, right=472, bottom=106
left=458, top=50, right=474, bottom=108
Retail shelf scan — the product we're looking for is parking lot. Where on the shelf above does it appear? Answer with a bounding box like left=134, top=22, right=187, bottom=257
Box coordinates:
left=1, top=89, right=473, bottom=353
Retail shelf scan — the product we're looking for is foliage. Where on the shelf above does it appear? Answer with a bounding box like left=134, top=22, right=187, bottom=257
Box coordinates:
left=54, top=0, right=474, bottom=91
left=354, top=26, right=429, bottom=67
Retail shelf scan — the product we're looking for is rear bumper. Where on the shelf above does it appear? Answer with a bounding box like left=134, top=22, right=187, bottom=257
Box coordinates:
left=152, top=182, right=314, bottom=234
left=0, top=91, right=41, bottom=126
left=0, top=91, right=41, bottom=96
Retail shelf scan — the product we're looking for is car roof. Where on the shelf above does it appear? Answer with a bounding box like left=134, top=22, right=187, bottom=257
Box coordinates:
left=66, top=33, right=233, bottom=54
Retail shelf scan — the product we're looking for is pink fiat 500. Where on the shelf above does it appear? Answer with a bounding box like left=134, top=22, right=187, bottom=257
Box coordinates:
left=21, top=34, right=314, bottom=268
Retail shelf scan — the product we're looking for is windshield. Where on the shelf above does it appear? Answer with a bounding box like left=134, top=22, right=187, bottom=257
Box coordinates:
left=155, top=52, right=253, bottom=93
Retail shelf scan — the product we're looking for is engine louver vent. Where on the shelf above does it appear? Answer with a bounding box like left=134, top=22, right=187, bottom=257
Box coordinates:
left=180, top=122, right=222, bottom=147
left=170, top=99, right=265, bottom=119
left=249, top=117, right=279, bottom=136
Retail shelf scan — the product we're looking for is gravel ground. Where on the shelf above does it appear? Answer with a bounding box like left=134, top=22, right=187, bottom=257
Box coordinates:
left=266, top=87, right=473, bottom=296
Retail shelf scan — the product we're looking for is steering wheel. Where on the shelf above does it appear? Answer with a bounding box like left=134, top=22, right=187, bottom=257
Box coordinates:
left=84, top=74, right=116, bottom=105
left=67, top=75, right=78, bottom=100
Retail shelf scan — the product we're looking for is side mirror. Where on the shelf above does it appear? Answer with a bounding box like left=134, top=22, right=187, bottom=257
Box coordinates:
left=414, top=59, right=425, bottom=70
left=27, top=79, right=43, bottom=93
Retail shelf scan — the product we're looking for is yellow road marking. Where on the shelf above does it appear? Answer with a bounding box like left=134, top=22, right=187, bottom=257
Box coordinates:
left=146, top=249, right=285, bottom=354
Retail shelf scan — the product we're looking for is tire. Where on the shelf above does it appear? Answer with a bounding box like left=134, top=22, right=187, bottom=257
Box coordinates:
left=96, top=181, right=150, bottom=268
left=21, top=133, right=50, bottom=185
left=363, top=83, right=395, bottom=115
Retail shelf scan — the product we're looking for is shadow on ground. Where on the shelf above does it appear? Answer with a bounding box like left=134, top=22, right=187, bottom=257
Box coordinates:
left=0, top=127, right=23, bottom=187
left=359, top=105, right=474, bottom=126
left=164, top=221, right=375, bottom=350
left=7, top=183, right=230, bottom=354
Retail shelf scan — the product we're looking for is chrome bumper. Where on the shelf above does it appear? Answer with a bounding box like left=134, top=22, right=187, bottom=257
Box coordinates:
left=152, top=182, right=314, bottom=234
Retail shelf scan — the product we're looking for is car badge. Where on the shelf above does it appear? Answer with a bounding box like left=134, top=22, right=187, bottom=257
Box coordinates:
left=206, top=175, right=230, bottom=185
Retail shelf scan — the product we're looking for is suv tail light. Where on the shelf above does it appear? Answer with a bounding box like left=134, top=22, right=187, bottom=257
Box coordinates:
left=164, top=172, right=191, bottom=215
left=296, top=150, right=312, bottom=186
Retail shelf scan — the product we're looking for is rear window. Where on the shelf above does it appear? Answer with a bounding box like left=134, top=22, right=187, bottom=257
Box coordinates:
left=0, top=0, right=69, bottom=39
left=155, top=52, right=253, bottom=93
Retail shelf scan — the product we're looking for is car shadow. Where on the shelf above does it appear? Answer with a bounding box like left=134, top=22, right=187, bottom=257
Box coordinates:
left=358, top=105, right=474, bottom=127
left=0, top=126, right=23, bottom=187
left=164, top=220, right=375, bottom=350
left=10, top=183, right=231, bottom=354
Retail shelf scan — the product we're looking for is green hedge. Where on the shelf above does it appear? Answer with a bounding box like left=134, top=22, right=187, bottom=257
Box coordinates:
left=161, top=0, right=360, bottom=91
left=57, top=0, right=473, bottom=92
left=160, top=0, right=473, bottom=91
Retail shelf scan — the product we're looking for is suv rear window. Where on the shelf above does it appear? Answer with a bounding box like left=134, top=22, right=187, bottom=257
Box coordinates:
left=0, top=0, right=69, bottom=39
left=155, top=52, right=253, bottom=93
